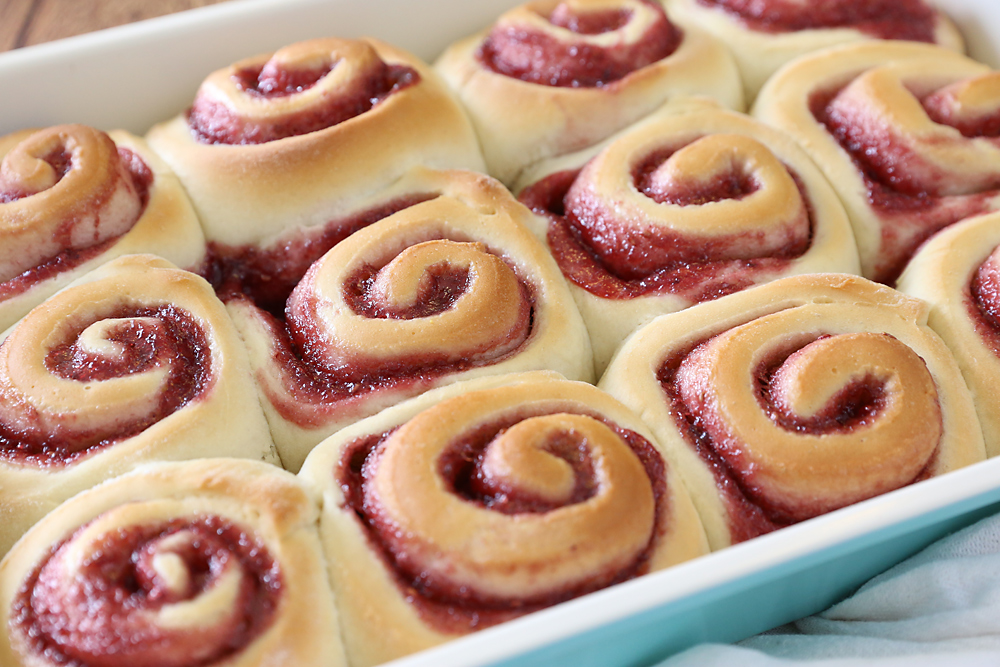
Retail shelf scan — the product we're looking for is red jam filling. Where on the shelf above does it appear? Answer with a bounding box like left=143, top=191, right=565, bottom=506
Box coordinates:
left=189, top=63, right=419, bottom=145
left=11, top=515, right=281, bottom=667
left=658, top=334, right=936, bottom=541
left=518, top=163, right=812, bottom=301
left=811, top=86, right=997, bottom=284
left=0, top=147, right=153, bottom=301
left=698, top=0, right=937, bottom=42
left=337, top=410, right=667, bottom=632
left=478, top=0, right=681, bottom=88
left=344, top=264, right=471, bottom=320
left=0, top=305, right=211, bottom=467
left=969, top=256, right=1000, bottom=357
left=208, top=194, right=435, bottom=317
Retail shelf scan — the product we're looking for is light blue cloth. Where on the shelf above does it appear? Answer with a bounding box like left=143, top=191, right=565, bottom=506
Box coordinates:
left=659, top=513, right=1000, bottom=666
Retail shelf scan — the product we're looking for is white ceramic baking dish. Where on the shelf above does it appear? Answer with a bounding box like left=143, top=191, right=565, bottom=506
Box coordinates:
left=1, top=1, right=999, bottom=665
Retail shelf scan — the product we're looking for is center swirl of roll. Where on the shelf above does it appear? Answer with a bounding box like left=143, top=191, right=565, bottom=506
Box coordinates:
left=188, top=37, right=419, bottom=144
left=565, top=133, right=810, bottom=279
left=10, top=507, right=282, bottom=667
left=0, top=302, right=211, bottom=465
left=672, top=311, right=942, bottom=523
left=478, top=0, right=681, bottom=87
left=359, top=397, right=658, bottom=603
left=285, top=237, right=532, bottom=383
left=0, top=125, right=145, bottom=283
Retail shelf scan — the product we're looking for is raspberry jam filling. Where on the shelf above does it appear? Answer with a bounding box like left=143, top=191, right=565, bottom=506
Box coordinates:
left=518, top=162, right=812, bottom=301
left=11, top=515, right=282, bottom=667
left=697, top=0, right=937, bottom=42
left=811, top=85, right=998, bottom=284
left=969, top=253, right=1000, bottom=357
left=207, top=194, right=436, bottom=317
left=0, top=147, right=153, bottom=301
left=658, top=333, right=936, bottom=542
left=189, top=63, right=419, bottom=145
left=0, top=305, right=211, bottom=467
left=478, top=0, right=681, bottom=87
left=338, top=412, right=667, bottom=632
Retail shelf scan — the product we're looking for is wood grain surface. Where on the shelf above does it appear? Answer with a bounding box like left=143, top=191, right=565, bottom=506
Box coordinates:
left=0, top=0, right=232, bottom=52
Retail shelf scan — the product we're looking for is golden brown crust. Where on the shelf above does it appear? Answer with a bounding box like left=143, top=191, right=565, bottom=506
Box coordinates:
left=298, top=371, right=708, bottom=667
left=0, top=125, right=206, bottom=332
left=514, top=98, right=859, bottom=373
left=600, top=273, right=985, bottom=550
left=0, top=254, right=278, bottom=558
left=145, top=37, right=485, bottom=248
left=0, top=458, right=345, bottom=667
left=435, top=0, right=743, bottom=185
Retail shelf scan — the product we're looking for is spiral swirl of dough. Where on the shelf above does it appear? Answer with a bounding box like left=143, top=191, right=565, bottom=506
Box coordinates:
left=600, top=273, right=985, bottom=548
left=0, top=124, right=144, bottom=282
left=479, top=0, right=680, bottom=88
left=189, top=38, right=413, bottom=145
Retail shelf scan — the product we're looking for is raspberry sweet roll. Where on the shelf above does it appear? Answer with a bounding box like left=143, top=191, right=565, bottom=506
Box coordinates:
left=664, top=0, right=964, bottom=101
left=227, top=169, right=594, bottom=472
left=898, top=211, right=1000, bottom=458
left=0, top=124, right=206, bottom=332
left=434, top=0, right=743, bottom=185
left=754, top=41, right=1000, bottom=286
left=298, top=371, right=708, bottom=666
left=601, top=273, right=985, bottom=550
left=0, top=254, right=277, bottom=557
left=145, top=37, right=484, bottom=256
left=515, top=99, right=859, bottom=374
left=0, top=458, right=346, bottom=667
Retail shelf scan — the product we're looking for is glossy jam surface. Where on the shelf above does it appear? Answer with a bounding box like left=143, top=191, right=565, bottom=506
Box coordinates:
left=698, top=0, right=937, bottom=42
left=0, top=305, right=211, bottom=466
left=0, top=147, right=153, bottom=300
left=344, top=264, right=471, bottom=320
left=519, top=167, right=810, bottom=300
left=478, top=0, right=681, bottom=87
left=208, top=194, right=435, bottom=317
left=189, top=64, right=419, bottom=145
left=969, top=256, right=1000, bottom=357
left=658, top=334, right=934, bottom=541
left=338, top=413, right=666, bottom=632
left=811, top=86, right=997, bottom=284
left=11, top=515, right=281, bottom=667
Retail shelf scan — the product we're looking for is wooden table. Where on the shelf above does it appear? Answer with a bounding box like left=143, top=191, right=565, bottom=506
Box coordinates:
left=1, top=0, right=232, bottom=52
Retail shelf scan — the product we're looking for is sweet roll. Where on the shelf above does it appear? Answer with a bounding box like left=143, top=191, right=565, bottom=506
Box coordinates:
left=226, top=168, right=594, bottom=471
left=753, top=41, right=1000, bottom=285
left=434, top=0, right=743, bottom=185
left=0, top=254, right=277, bottom=557
left=600, top=273, right=985, bottom=549
left=297, top=371, right=708, bottom=666
left=515, top=99, right=859, bottom=373
left=0, top=124, right=205, bottom=332
left=0, top=458, right=345, bottom=667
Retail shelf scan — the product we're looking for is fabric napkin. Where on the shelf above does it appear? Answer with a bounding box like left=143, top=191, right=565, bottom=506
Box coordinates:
left=658, top=511, right=1000, bottom=667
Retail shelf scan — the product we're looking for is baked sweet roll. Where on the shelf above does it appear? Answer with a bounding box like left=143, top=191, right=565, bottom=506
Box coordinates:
left=600, top=273, right=985, bottom=550
left=0, top=458, right=346, bottom=667
left=897, top=211, right=1000, bottom=458
left=0, top=254, right=277, bottom=557
left=753, top=41, right=1000, bottom=285
left=434, top=0, right=743, bottom=185
left=664, top=0, right=964, bottom=100
left=227, top=169, right=593, bottom=472
left=514, top=99, right=859, bottom=373
left=298, top=371, right=708, bottom=666
left=145, top=37, right=484, bottom=254
left=0, top=124, right=205, bottom=332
